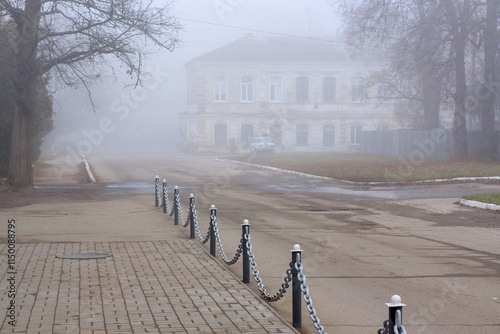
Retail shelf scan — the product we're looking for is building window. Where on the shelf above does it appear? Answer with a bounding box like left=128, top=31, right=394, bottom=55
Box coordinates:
left=378, top=83, right=390, bottom=103
left=241, top=76, right=253, bottom=102
left=323, top=125, right=335, bottom=146
left=350, top=125, right=362, bottom=145
left=269, top=76, right=283, bottom=102
left=270, top=123, right=282, bottom=146
left=351, top=77, right=365, bottom=103
left=241, top=124, right=254, bottom=144
left=323, top=77, right=336, bottom=103
left=296, top=76, right=309, bottom=103
left=214, top=124, right=227, bottom=145
left=296, top=124, right=309, bottom=146
left=214, top=76, right=227, bottom=102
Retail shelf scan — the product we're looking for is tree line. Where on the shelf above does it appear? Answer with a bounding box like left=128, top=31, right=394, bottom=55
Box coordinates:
left=330, top=0, right=500, bottom=160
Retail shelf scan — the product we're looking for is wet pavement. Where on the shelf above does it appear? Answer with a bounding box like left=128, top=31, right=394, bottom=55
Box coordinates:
left=0, top=154, right=299, bottom=334
left=263, top=181, right=500, bottom=200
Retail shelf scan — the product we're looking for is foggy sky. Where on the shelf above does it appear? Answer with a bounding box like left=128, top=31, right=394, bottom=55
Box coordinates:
left=44, top=0, right=341, bottom=154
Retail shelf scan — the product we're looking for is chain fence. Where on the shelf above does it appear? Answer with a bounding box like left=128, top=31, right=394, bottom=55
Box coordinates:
left=155, top=176, right=408, bottom=334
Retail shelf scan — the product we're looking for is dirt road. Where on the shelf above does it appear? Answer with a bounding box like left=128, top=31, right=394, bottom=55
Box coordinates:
left=3, top=149, right=500, bottom=333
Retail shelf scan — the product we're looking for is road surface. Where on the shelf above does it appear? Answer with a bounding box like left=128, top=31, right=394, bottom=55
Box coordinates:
left=77, top=149, right=500, bottom=334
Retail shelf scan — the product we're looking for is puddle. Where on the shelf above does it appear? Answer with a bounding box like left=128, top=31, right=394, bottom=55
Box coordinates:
left=105, top=182, right=154, bottom=195
left=106, top=182, right=152, bottom=189
left=263, top=183, right=500, bottom=200
left=56, top=253, right=111, bottom=259
left=104, top=183, right=192, bottom=196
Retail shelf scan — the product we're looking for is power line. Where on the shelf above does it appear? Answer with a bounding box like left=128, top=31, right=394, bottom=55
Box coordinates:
left=177, top=17, right=345, bottom=44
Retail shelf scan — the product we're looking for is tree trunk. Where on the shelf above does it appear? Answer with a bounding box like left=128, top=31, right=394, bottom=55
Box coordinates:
left=443, top=0, right=469, bottom=160
left=7, top=0, right=42, bottom=187
left=418, top=0, right=441, bottom=130
left=422, top=81, right=441, bottom=130
left=479, top=0, right=499, bottom=160
left=452, top=37, right=469, bottom=160
left=8, top=102, right=35, bottom=187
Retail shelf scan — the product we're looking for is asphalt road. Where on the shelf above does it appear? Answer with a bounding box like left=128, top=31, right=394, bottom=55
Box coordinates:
left=87, top=149, right=500, bottom=334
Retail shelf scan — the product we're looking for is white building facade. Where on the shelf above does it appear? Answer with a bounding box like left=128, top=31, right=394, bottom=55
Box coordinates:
left=179, top=35, right=396, bottom=153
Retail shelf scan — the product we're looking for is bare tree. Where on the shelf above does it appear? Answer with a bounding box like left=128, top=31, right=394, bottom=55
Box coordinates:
left=330, top=0, right=447, bottom=130
left=331, top=0, right=498, bottom=160
left=479, top=0, right=499, bottom=159
left=0, top=0, right=181, bottom=187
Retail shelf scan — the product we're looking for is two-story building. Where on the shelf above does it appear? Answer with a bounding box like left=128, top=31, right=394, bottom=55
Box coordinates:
left=179, top=34, right=396, bottom=153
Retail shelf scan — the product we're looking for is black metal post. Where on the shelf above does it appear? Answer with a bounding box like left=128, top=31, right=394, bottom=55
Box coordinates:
left=292, top=244, right=302, bottom=329
left=162, top=180, right=167, bottom=214
left=174, top=186, right=179, bottom=225
left=154, top=175, right=159, bottom=207
left=242, top=220, right=250, bottom=284
left=189, top=194, right=195, bottom=239
left=210, top=205, right=216, bottom=257
left=386, top=295, right=405, bottom=334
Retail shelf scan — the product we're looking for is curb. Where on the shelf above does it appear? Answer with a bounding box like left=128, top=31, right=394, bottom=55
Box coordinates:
left=80, top=154, right=96, bottom=183
left=459, top=198, right=500, bottom=211
left=215, top=158, right=354, bottom=184
left=216, top=158, right=500, bottom=186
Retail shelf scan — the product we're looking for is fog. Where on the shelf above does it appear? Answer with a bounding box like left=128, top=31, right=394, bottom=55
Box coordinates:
left=43, top=0, right=341, bottom=156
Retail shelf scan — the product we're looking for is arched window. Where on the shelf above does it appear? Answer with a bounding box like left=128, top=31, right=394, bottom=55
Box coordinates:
left=296, top=76, right=309, bottom=102
left=270, top=123, right=282, bottom=146
left=296, top=124, right=309, bottom=146
left=214, top=124, right=227, bottom=146
left=214, top=76, right=227, bottom=102
left=269, top=76, right=283, bottom=102
left=241, top=124, right=254, bottom=144
left=323, top=125, right=335, bottom=146
left=323, top=77, right=336, bottom=103
left=350, top=125, right=362, bottom=145
left=241, top=76, right=253, bottom=102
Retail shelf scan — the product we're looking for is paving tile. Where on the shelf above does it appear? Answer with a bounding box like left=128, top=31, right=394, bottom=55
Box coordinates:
left=0, top=241, right=297, bottom=333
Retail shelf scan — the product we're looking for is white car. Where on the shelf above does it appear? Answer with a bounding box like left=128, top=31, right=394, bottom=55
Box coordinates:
left=249, top=137, right=275, bottom=153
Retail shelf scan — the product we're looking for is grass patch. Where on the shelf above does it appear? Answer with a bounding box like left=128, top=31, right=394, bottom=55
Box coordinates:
left=229, top=152, right=500, bottom=183
left=462, top=193, right=500, bottom=205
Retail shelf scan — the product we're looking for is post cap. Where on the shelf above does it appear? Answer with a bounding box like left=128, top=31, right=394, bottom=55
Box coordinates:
left=210, top=204, right=216, bottom=209
left=291, top=244, right=303, bottom=252
left=242, top=219, right=249, bottom=225
left=155, top=175, right=159, bottom=179
left=163, top=179, right=166, bottom=183
left=190, top=193, right=194, bottom=198
left=174, top=186, right=179, bottom=190
left=385, top=295, right=406, bottom=307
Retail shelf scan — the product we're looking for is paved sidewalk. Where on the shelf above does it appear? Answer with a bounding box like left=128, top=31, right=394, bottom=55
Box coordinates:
left=0, top=154, right=298, bottom=333
left=0, top=240, right=297, bottom=333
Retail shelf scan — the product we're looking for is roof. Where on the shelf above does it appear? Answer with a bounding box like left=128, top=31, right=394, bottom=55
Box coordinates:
left=189, top=34, right=351, bottom=63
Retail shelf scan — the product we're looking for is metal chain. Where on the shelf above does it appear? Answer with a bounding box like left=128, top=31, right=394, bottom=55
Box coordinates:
left=244, top=233, right=293, bottom=302
left=377, top=311, right=406, bottom=334
left=181, top=207, right=190, bottom=227
left=164, top=190, right=174, bottom=216
left=394, top=310, right=407, bottom=334
left=175, top=192, right=186, bottom=225
left=192, top=201, right=199, bottom=226
left=212, top=215, right=243, bottom=265
left=193, top=210, right=210, bottom=244
left=163, top=185, right=172, bottom=215
left=378, top=319, right=389, bottom=334
left=294, top=260, right=326, bottom=334
left=178, top=196, right=192, bottom=228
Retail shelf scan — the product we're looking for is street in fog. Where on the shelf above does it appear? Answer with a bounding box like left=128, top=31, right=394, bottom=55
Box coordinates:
left=83, top=150, right=500, bottom=334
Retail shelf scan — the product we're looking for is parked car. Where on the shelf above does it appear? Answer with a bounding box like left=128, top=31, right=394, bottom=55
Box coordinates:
left=249, top=136, right=275, bottom=154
